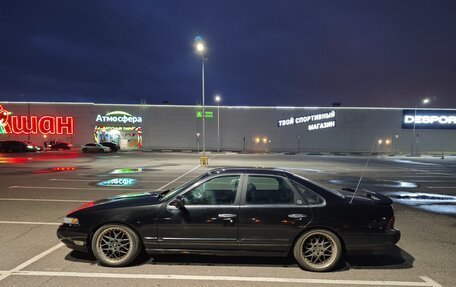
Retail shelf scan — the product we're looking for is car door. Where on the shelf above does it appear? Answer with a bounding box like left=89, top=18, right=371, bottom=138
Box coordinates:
left=238, top=174, right=312, bottom=253
left=157, top=174, right=243, bottom=250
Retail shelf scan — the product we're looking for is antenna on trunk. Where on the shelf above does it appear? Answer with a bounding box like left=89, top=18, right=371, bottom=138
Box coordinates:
left=349, top=137, right=378, bottom=204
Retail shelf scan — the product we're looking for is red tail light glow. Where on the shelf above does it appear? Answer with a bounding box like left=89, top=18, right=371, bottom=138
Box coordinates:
left=387, top=215, right=395, bottom=229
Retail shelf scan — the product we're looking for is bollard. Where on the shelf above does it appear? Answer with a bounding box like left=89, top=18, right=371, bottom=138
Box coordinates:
left=200, top=156, right=209, bottom=165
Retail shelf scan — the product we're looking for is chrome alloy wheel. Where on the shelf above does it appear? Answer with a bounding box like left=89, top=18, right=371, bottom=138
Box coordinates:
left=96, top=227, right=133, bottom=264
left=301, top=232, right=337, bottom=269
left=293, top=229, right=342, bottom=271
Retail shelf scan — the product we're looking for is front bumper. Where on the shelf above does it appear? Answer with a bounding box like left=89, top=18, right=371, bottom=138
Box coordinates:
left=57, top=224, right=90, bottom=253
left=342, top=228, right=401, bottom=251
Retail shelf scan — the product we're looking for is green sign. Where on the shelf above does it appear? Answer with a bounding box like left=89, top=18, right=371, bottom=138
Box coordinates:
left=196, top=111, right=213, bottom=118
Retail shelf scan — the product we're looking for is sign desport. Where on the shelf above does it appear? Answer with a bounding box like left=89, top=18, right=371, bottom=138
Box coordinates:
left=402, top=109, right=456, bottom=129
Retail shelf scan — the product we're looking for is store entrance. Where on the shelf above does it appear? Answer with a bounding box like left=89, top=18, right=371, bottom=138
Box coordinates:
left=94, top=126, right=142, bottom=149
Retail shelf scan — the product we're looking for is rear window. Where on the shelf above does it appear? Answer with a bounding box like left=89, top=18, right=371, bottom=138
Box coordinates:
left=292, top=181, right=326, bottom=206
left=246, top=175, right=301, bottom=205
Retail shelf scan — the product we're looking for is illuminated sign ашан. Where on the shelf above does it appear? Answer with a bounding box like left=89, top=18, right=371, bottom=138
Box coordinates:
left=0, top=105, right=74, bottom=135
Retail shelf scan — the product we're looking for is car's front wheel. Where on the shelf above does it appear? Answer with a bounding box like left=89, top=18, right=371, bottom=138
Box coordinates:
left=91, top=224, right=142, bottom=267
left=293, top=229, right=342, bottom=272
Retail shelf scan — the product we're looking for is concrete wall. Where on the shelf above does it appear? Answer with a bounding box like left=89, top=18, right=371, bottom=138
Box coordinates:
left=1, top=102, right=455, bottom=153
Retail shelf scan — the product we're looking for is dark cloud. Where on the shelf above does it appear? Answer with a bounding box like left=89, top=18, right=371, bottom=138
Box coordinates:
left=0, top=0, right=455, bottom=107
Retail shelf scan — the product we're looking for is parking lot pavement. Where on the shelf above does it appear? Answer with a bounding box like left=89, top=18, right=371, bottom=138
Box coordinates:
left=0, top=151, right=455, bottom=286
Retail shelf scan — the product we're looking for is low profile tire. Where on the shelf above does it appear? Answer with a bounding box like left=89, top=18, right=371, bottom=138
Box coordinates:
left=91, top=224, right=142, bottom=267
left=293, top=229, right=342, bottom=272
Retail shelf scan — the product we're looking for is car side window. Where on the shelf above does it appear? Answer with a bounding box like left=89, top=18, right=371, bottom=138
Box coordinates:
left=182, top=175, right=240, bottom=205
left=246, top=176, right=301, bottom=205
left=292, top=181, right=326, bottom=206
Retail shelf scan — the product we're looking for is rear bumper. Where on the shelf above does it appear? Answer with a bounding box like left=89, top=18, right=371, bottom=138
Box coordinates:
left=342, top=229, right=401, bottom=251
left=57, top=224, right=90, bottom=253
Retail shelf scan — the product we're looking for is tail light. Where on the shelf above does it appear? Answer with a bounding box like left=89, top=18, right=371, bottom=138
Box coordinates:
left=387, top=215, right=395, bottom=229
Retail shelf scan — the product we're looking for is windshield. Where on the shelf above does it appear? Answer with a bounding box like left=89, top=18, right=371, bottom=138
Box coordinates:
left=159, top=172, right=208, bottom=202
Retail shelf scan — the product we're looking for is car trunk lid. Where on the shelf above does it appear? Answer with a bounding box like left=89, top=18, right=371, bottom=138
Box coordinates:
left=340, top=187, right=393, bottom=205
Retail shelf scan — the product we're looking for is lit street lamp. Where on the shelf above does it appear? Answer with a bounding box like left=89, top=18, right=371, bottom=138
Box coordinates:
left=411, top=97, right=431, bottom=156
left=215, top=95, right=221, bottom=152
left=195, top=36, right=207, bottom=164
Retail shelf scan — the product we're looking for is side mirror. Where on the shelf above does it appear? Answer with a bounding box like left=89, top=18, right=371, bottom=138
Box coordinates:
left=169, top=196, right=185, bottom=209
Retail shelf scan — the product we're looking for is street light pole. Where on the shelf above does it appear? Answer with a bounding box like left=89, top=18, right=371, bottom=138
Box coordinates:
left=215, top=95, right=221, bottom=152
left=411, top=106, right=417, bottom=157
left=394, top=134, right=399, bottom=155
left=410, top=98, right=430, bottom=157
left=201, top=57, right=205, bottom=157
left=297, top=135, right=301, bottom=153
left=195, top=37, right=207, bottom=164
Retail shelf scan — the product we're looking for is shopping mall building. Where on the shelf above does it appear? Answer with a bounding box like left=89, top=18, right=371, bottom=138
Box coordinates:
left=0, top=101, right=455, bottom=154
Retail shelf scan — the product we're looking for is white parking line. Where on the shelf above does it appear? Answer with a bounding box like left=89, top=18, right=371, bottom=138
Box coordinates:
left=0, top=221, right=61, bottom=225
left=0, top=243, right=64, bottom=282
left=8, top=186, right=150, bottom=190
left=0, top=198, right=89, bottom=203
left=157, top=161, right=209, bottom=190
left=1, top=271, right=441, bottom=286
left=49, top=178, right=172, bottom=183
left=425, top=186, right=456, bottom=189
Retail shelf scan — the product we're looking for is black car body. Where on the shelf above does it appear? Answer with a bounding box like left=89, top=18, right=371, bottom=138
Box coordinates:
left=57, top=168, right=400, bottom=271
left=49, top=142, right=71, bottom=150
left=0, top=140, right=36, bottom=152
left=24, top=141, right=43, bottom=151
left=100, top=141, right=120, bottom=152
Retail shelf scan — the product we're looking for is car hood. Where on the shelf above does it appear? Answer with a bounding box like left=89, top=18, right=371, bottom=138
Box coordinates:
left=70, top=191, right=162, bottom=214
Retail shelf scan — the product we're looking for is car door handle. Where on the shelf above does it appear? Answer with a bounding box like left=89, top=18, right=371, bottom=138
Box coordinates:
left=288, top=214, right=307, bottom=219
left=218, top=214, right=237, bottom=218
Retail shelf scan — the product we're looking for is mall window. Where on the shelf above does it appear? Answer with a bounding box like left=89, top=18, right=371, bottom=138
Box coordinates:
left=94, top=126, right=142, bottom=149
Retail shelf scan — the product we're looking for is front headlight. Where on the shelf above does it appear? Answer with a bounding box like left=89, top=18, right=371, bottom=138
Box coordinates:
left=63, top=217, right=79, bottom=225
left=27, top=145, right=34, bottom=149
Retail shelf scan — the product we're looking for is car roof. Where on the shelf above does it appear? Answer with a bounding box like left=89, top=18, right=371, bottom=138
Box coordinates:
left=206, top=167, right=293, bottom=177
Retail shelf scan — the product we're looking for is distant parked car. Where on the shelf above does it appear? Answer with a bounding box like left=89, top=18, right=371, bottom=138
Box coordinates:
left=49, top=142, right=72, bottom=150
left=24, top=141, right=44, bottom=151
left=81, top=143, right=111, bottom=153
left=0, top=140, right=36, bottom=152
left=100, top=142, right=120, bottom=152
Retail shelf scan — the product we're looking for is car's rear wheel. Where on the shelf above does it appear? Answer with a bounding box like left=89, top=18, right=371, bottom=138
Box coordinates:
left=293, top=229, right=342, bottom=272
left=92, top=224, right=142, bottom=267
left=82, top=148, right=88, bottom=153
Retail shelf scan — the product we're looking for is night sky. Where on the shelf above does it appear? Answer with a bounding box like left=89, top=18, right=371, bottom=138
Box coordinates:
left=1, top=0, right=455, bottom=107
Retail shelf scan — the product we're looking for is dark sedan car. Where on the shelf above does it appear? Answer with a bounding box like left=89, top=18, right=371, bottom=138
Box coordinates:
left=100, top=141, right=120, bottom=152
left=49, top=142, right=71, bottom=150
left=0, top=140, right=36, bottom=152
left=57, top=168, right=400, bottom=271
